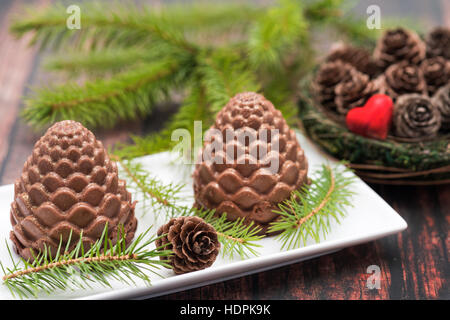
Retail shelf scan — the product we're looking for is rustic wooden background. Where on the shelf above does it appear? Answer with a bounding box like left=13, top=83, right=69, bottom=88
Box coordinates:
left=0, top=0, right=448, bottom=299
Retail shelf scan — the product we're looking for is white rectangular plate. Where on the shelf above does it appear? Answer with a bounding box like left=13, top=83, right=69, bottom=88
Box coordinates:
left=0, top=132, right=407, bottom=299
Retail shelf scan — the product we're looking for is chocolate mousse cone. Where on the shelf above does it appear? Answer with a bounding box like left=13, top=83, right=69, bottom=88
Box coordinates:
left=10, top=120, right=137, bottom=261
left=193, top=92, right=308, bottom=236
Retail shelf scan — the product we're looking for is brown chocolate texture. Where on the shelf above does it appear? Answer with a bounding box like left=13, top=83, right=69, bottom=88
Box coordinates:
left=10, top=120, right=137, bottom=260
left=193, top=92, right=308, bottom=235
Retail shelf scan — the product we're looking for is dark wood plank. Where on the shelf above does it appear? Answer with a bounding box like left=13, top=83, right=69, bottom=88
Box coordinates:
left=0, top=0, right=41, bottom=180
left=153, top=184, right=449, bottom=300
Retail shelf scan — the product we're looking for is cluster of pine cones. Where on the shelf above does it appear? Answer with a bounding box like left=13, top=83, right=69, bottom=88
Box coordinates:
left=312, top=27, right=450, bottom=139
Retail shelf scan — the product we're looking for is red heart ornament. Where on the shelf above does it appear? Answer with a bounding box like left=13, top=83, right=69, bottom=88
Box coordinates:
left=345, top=94, right=394, bottom=140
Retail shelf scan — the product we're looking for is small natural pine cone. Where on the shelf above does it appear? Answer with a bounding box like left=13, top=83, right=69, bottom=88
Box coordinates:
left=373, top=28, right=426, bottom=69
left=393, top=94, right=441, bottom=138
left=379, top=61, right=427, bottom=100
left=312, top=60, right=353, bottom=111
left=421, top=56, right=450, bottom=96
left=432, top=84, right=450, bottom=130
left=156, top=216, right=220, bottom=274
left=425, top=27, right=450, bottom=59
left=334, top=68, right=379, bottom=114
left=326, top=44, right=380, bottom=77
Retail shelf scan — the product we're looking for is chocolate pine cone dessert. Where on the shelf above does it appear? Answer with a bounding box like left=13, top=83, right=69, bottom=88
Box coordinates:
left=373, top=28, right=426, bottom=69
left=334, top=68, right=379, bottom=114
left=10, top=120, right=138, bottom=261
left=425, top=27, right=450, bottom=59
left=379, top=61, right=427, bottom=100
left=432, top=84, right=450, bottom=130
left=193, top=92, right=308, bottom=235
left=156, top=216, right=220, bottom=274
left=420, top=57, right=450, bottom=96
left=393, top=94, right=442, bottom=138
left=311, top=60, right=353, bottom=111
left=326, top=44, right=380, bottom=77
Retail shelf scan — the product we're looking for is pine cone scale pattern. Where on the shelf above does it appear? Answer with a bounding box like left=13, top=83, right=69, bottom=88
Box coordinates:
left=10, top=121, right=138, bottom=261
left=380, top=61, right=427, bottom=99
left=326, top=44, right=380, bottom=77
left=313, top=26, right=449, bottom=139
left=335, top=68, right=379, bottom=114
left=311, top=60, right=353, bottom=111
left=193, top=92, right=308, bottom=235
left=433, top=84, right=450, bottom=129
left=421, top=57, right=450, bottom=95
left=426, top=27, right=450, bottom=59
left=374, top=28, right=426, bottom=69
left=393, top=94, right=441, bottom=138
left=156, top=216, right=220, bottom=274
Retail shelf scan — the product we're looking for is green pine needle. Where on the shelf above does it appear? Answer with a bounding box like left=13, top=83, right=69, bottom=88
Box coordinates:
left=0, top=224, right=172, bottom=299
left=44, top=47, right=158, bottom=77
left=185, top=208, right=264, bottom=259
left=112, top=133, right=175, bottom=160
left=21, top=59, right=185, bottom=129
left=10, top=1, right=197, bottom=52
left=114, top=156, right=186, bottom=219
left=248, top=0, right=308, bottom=70
left=269, top=163, right=356, bottom=250
left=196, top=49, right=260, bottom=114
left=113, top=155, right=264, bottom=259
left=10, top=0, right=375, bottom=145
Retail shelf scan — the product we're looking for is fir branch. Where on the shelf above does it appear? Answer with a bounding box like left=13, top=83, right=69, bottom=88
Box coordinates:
left=111, top=154, right=263, bottom=258
left=184, top=208, right=264, bottom=259
left=21, top=59, right=186, bottom=129
left=122, top=78, right=215, bottom=159
left=44, top=47, right=155, bottom=77
left=1, top=224, right=172, bottom=299
left=2, top=254, right=139, bottom=281
left=111, top=82, right=211, bottom=160
left=112, top=133, right=175, bottom=160
left=12, top=0, right=378, bottom=153
left=303, top=0, right=344, bottom=23
left=268, top=164, right=356, bottom=250
left=169, top=78, right=213, bottom=137
left=196, top=49, right=260, bottom=114
left=247, top=0, right=308, bottom=70
left=112, top=50, right=261, bottom=159
left=159, top=1, right=265, bottom=44
left=10, top=2, right=197, bottom=53
left=113, top=155, right=186, bottom=219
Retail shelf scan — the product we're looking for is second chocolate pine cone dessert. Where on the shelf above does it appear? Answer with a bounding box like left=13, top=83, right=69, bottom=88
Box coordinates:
left=10, top=120, right=138, bottom=261
left=193, top=92, right=308, bottom=235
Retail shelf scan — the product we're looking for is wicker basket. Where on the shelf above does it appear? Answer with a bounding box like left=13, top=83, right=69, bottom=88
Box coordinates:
left=298, top=79, right=450, bottom=185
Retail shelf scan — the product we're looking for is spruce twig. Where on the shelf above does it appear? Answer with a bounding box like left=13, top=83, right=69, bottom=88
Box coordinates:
left=10, top=1, right=198, bottom=52
left=44, top=47, right=155, bottom=77
left=113, top=160, right=356, bottom=257
left=22, top=59, right=186, bottom=129
left=268, top=164, right=356, bottom=250
left=113, top=155, right=185, bottom=219
left=112, top=155, right=264, bottom=258
left=185, top=208, right=264, bottom=259
left=1, top=224, right=172, bottom=299
left=10, top=0, right=327, bottom=135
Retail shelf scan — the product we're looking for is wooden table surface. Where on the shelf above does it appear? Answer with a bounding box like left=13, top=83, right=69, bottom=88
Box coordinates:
left=0, top=0, right=448, bottom=300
